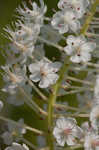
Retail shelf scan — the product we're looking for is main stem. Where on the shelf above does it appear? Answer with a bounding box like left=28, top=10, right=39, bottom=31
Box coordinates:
left=48, top=56, right=70, bottom=129
left=80, top=0, right=99, bottom=35
left=47, top=56, right=70, bottom=149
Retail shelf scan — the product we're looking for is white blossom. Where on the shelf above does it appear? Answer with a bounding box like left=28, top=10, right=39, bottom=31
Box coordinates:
left=64, top=35, right=96, bottom=63
left=81, top=121, right=90, bottom=134
left=53, top=117, right=83, bottom=146
left=4, top=22, right=38, bottom=63
left=51, top=9, right=80, bottom=34
left=58, top=0, right=89, bottom=18
left=2, top=65, right=26, bottom=94
left=16, top=0, right=47, bottom=27
left=6, top=84, right=32, bottom=106
left=5, top=142, right=29, bottom=150
left=2, top=119, right=26, bottom=145
left=29, top=59, right=61, bottom=88
left=84, top=131, right=99, bottom=150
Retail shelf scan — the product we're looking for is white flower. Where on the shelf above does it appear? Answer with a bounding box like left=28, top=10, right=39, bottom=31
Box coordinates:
left=2, top=119, right=26, bottom=145
left=53, top=117, right=83, bottom=146
left=58, top=0, right=89, bottom=18
left=6, top=84, right=32, bottom=106
left=2, top=65, right=26, bottom=94
left=84, top=131, right=99, bottom=150
left=4, top=22, right=37, bottom=60
left=51, top=9, right=80, bottom=34
left=81, top=121, right=90, bottom=134
left=5, top=142, right=29, bottom=150
left=16, top=0, right=47, bottom=27
left=64, top=35, right=96, bottom=63
left=29, top=59, right=61, bottom=88
left=90, top=105, right=99, bottom=131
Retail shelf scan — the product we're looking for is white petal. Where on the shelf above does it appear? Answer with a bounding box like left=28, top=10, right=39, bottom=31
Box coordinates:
left=49, top=62, right=62, bottom=72
left=67, top=135, right=76, bottom=145
left=30, top=73, right=41, bottom=82
left=39, top=78, right=50, bottom=88
left=81, top=42, right=96, bottom=52
left=70, top=55, right=81, bottom=63
left=56, top=137, right=66, bottom=146
left=29, top=63, right=40, bottom=74
left=70, top=20, right=81, bottom=32
left=46, top=73, right=59, bottom=84
left=2, top=132, right=13, bottom=145
left=64, top=45, right=74, bottom=55
left=80, top=52, right=91, bottom=62
left=53, top=127, right=62, bottom=139
left=56, top=117, right=68, bottom=129
left=67, top=35, right=76, bottom=45
left=72, top=126, right=83, bottom=138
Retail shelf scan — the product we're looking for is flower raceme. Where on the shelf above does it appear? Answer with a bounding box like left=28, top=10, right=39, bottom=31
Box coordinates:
left=1, top=0, right=99, bottom=149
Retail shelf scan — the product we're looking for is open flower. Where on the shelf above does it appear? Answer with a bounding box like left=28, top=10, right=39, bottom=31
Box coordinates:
left=2, top=65, right=26, bottom=94
left=58, top=0, right=89, bottom=18
left=53, top=117, right=83, bottom=146
left=29, top=59, right=61, bottom=88
left=64, top=35, right=96, bottom=63
left=84, top=131, right=99, bottom=150
left=4, top=22, right=38, bottom=63
left=5, top=143, right=29, bottom=150
left=2, top=119, right=26, bottom=145
left=16, top=0, right=47, bottom=27
left=51, top=9, right=80, bottom=34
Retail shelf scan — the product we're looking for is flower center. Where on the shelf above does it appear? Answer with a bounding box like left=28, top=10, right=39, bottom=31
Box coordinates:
left=63, top=128, right=72, bottom=135
left=40, top=67, right=48, bottom=77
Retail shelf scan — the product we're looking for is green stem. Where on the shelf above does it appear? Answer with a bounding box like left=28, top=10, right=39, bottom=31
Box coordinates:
left=19, top=87, right=47, bottom=117
left=47, top=56, right=71, bottom=150
left=22, top=138, right=37, bottom=150
left=48, top=56, right=70, bottom=129
left=80, top=0, right=99, bottom=35
left=0, top=116, right=44, bottom=135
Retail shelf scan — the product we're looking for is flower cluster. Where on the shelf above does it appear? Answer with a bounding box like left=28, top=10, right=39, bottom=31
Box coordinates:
left=51, top=0, right=89, bottom=34
left=0, top=0, right=99, bottom=149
